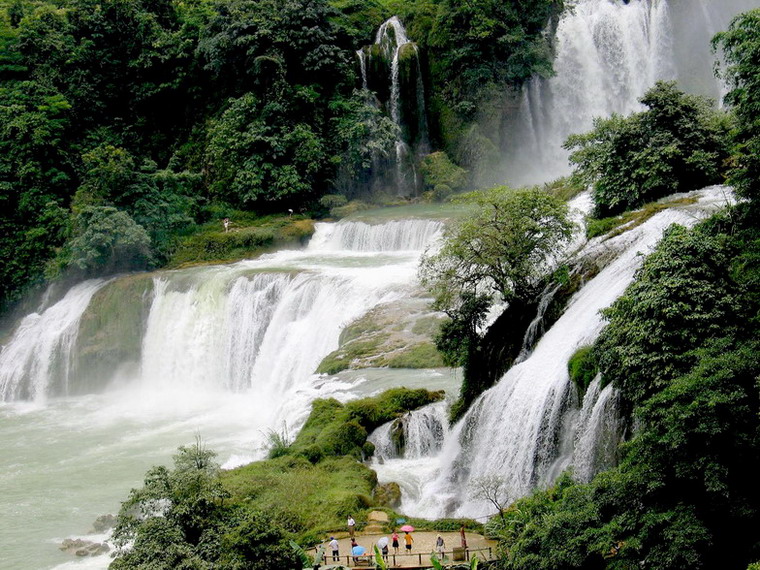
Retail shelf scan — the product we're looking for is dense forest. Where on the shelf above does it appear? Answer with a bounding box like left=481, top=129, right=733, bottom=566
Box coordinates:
left=0, top=0, right=561, bottom=317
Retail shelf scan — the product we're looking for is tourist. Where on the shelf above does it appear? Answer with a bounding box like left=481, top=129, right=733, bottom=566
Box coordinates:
left=347, top=515, right=356, bottom=538
left=404, top=531, right=413, bottom=552
left=329, top=536, right=339, bottom=562
left=436, top=534, right=445, bottom=558
left=392, top=530, right=400, bottom=554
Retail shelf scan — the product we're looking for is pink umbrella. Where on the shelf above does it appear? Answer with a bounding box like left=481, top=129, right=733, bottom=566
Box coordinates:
left=400, top=525, right=414, bottom=532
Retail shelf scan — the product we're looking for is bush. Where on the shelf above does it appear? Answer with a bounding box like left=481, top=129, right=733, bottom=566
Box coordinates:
left=566, top=81, right=731, bottom=216
left=567, top=345, right=598, bottom=398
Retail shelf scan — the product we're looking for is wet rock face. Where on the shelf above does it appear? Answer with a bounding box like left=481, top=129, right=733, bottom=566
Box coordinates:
left=91, top=513, right=117, bottom=533
left=59, top=538, right=110, bottom=557
left=373, top=481, right=402, bottom=508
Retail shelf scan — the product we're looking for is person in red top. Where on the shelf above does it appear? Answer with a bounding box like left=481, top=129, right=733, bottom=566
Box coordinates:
left=392, top=531, right=400, bottom=554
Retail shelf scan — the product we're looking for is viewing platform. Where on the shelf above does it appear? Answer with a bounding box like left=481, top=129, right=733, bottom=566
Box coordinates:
left=312, top=529, right=497, bottom=568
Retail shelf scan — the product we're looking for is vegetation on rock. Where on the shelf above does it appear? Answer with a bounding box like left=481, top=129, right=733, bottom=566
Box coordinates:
left=566, top=81, right=731, bottom=217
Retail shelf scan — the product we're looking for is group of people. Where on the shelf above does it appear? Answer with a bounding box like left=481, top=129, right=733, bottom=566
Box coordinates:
left=326, top=516, right=448, bottom=563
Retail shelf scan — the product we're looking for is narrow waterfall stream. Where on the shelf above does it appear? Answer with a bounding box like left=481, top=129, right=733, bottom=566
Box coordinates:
left=0, top=217, right=447, bottom=570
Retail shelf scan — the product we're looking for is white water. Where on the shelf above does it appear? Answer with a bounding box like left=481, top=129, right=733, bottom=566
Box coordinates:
left=572, top=375, right=622, bottom=483
left=371, top=186, right=733, bottom=519
left=0, top=280, right=109, bottom=403
left=369, top=399, right=449, bottom=461
left=308, top=219, right=443, bottom=252
left=0, top=218, right=450, bottom=569
left=374, top=16, right=423, bottom=194
left=502, top=0, right=760, bottom=186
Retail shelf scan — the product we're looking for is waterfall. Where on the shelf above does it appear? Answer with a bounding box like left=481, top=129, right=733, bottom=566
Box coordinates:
left=357, top=49, right=368, bottom=90
left=502, top=0, right=757, bottom=186
left=368, top=16, right=428, bottom=195
left=369, top=400, right=448, bottom=461
left=399, top=186, right=732, bottom=518
left=0, top=219, right=444, bottom=422
left=376, top=16, right=410, bottom=130
left=0, top=280, right=109, bottom=402
left=307, top=219, right=443, bottom=252
left=572, top=375, right=622, bottom=482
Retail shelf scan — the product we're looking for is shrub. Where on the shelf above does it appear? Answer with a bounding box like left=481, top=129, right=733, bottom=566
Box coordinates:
left=567, top=345, right=598, bottom=398
left=566, top=81, right=731, bottom=216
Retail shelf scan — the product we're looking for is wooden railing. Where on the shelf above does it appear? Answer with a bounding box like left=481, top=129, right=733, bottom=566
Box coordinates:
left=317, top=546, right=494, bottom=567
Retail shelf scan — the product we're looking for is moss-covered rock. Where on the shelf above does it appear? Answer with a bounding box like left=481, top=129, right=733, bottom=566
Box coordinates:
left=568, top=345, right=598, bottom=398
left=373, top=482, right=402, bottom=509
left=74, top=274, right=154, bottom=391
left=285, top=388, right=444, bottom=462
left=317, top=300, right=446, bottom=374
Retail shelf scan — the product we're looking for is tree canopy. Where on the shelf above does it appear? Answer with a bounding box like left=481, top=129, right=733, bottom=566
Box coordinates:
left=565, top=81, right=731, bottom=217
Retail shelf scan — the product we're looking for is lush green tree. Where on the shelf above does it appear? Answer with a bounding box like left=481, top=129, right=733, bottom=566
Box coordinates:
left=205, top=91, right=329, bottom=206
left=62, top=206, right=152, bottom=275
left=566, top=81, right=731, bottom=216
left=420, top=150, right=467, bottom=200
left=713, top=9, right=760, bottom=202
left=111, top=439, right=230, bottom=569
left=420, top=186, right=574, bottom=311
left=595, top=223, right=741, bottom=409
left=428, top=0, right=561, bottom=108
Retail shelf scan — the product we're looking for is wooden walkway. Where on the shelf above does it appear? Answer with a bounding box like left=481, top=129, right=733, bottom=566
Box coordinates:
left=319, top=546, right=494, bottom=568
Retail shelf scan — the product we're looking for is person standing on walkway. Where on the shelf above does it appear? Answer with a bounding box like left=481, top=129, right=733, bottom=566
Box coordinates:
left=404, top=531, right=413, bottom=552
left=347, top=515, right=356, bottom=538
left=436, top=534, right=445, bottom=559
left=392, top=531, right=400, bottom=554
left=328, top=537, right=339, bottom=562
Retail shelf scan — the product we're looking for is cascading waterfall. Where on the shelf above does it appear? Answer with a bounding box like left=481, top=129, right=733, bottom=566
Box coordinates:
left=0, top=279, right=109, bottom=402
left=376, top=16, right=410, bottom=137
left=376, top=17, right=416, bottom=194
left=307, top=219, right=443, bottom=252
left=572, top=375, right=622, bottom=483
left=369, top=400, right=448, bottom=461
left=501, top=0, right=759, bottom=187
left=0, top=216, right=456, bottom=569
left=357, top=49, right=369, bottom=90
left=382, top=186, right=732, bottom=518
left=358, top=16, right=429, bottom=195
left=0, top=219, right=445, bottom=421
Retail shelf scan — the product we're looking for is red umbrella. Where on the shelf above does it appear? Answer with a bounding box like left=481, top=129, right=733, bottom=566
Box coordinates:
left=400, top=525, right=414, bottom=532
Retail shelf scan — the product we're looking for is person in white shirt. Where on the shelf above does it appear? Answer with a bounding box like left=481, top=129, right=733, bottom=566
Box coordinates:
left=347, top=516, right=356, bottom=538
left=328, top=537, right=339, bottom=562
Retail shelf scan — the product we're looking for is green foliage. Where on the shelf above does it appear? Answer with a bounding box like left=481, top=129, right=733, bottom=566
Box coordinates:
left=221, top=454, right=377, bottom=542
left=433, top=292, right=491, bottom=367
left=596, top=222, right=741, bottom=407
left=286, top=388, right=444, bottom=461
left=62, top=206, right=152, bottom=275
left=168, top=215, right=314, bottom=267
left=331, top=90, right=399, bottom=196
left=713, top=9, right=760, bottom=202
left=566, top=81, right=731, bottom=216
left=492, top=211, right=760, bottom=569
left=206, top=93, right=327, bottom=206
left=427, top=0, right=561, bottom=107
left=420, top=151, right=467, bottom=200
left=111, top=439, right=229, bottom=568
left=421, top=186, right=574, bottom=311
left=567, top=345, right=597, bottom=398
left=111, top=439, right=301, bottom=569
